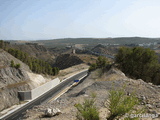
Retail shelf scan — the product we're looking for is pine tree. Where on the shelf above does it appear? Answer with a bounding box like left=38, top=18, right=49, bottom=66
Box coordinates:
left=10, top=60, right=14, bottom=67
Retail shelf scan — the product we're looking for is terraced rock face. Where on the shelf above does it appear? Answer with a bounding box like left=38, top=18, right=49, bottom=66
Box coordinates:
left=0, top=67, right=31, bottom=111
left=0, top=50, right=31, bottom=111
left=0, top=50, right=49, bottom=112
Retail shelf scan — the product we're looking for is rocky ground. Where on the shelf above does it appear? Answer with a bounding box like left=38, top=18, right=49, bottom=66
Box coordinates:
left=23, top=67, right=160, bottom=120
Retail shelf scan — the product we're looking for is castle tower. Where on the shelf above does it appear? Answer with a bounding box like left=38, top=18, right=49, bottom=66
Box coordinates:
left=72, top=49, right=76, bottom=54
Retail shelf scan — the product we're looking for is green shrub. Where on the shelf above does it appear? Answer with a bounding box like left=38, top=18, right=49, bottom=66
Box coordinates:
left=96, top=56, right=107, bottom=68
left=15, top=64, right=20, bottom=69
left=106, top=88, right=141, bottom=120
left=89, top=63, right=97, bottom=71
left=10, top=60, right=14, bottom=67
left=89, top=56, right=109, bottom=72
left=75, top=94, right=99, bottom=120
left=115, top=47, right=160, bottom=84
left=10, top=60, right=21, bottom=69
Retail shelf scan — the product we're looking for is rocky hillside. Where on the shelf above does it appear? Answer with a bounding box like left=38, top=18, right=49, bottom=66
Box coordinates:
left=0, top=49, right=31, bottom=111
left=0, top=49, right=30, bottom=71
left=91, top=44, right=118, bottom=55
left=54, top=54, right=84, bottom=69
left=23, top=67, right=160, bottom=120
left=0, top=49, right=50, bottom=112
left=9, top=44, right=55, bottom=65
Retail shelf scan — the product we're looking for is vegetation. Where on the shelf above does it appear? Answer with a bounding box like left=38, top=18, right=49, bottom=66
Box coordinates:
left=0, top=40, right=9, bottom=50
left=89, top=56, right=109, bottom=71
left=34, top=37, right=160, bottom=48
left=7, top=48, right=59, bottom=75
left=106, top=88, right=143, bottom=120
left=0, top=40, right=59, bottom=75
left=115, top=47, right=160, bottom=85
left=10, top=60, right=21, bottom=69
left=10, top=60, right=15, bottom=67
left=75, top=94, right=99, bottom=120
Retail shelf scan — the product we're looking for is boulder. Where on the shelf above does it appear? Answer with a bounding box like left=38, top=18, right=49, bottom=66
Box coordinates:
left=45, top=108, right=61, bottom=117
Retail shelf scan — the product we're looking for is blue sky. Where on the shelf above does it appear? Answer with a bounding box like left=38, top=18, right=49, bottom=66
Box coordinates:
left=0, top=0, right=160, bottom=40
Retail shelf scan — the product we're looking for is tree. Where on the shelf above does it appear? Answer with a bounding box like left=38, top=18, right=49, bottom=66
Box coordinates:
left=89, top=63, right=97, bottom=72
left=10, top=60, right=14, bottom=67
left=53, top=67, right=59, bottom=75
left=7, top=48, right=59, bottom=76
left=89, top=56, right=109, bottom=72
left=115, top=47, right=160, bottom=84
left=96, top=56, right=107, bottom=68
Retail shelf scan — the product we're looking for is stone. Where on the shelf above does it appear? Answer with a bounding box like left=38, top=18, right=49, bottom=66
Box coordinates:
left=146, top=104, right=153, bottom=109
left=45, top=108, right=62, bottom=117
left=155, top=103, right=160, bottom=108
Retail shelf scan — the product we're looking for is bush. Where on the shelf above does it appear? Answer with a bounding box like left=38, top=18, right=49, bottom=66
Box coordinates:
left=10, top=60, right=21, bottom=69
left=106, top=88, right=141, bottom=120
left=89, top=63, right=97, bottom=72
left=96, top=56, right=107, bottom=68
left=10, top=60, right=14, bottom=67
left=89, top=56, right=109, bottom=72
left=15, top=64, right=20, bottom=69
left=75, top=94, right=99, bottom=120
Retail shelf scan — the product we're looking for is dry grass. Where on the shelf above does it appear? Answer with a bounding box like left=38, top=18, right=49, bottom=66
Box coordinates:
left=96, top=68, right=126, bottom=82
left=58, top=63, right=89, bottom=80
left=6, top=80, right=29, bottom=89
left=76, top=54, right=98, bottom=64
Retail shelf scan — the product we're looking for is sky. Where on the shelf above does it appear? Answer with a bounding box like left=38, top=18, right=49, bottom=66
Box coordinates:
left=0, top=0, right=160, bottom=40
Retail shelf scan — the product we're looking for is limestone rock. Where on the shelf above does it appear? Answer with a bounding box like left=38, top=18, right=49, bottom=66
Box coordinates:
left=45, top=108, right=61, bottom=117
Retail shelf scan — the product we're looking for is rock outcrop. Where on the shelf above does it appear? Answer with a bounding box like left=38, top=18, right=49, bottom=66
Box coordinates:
left=54, top=54, right=84, bottom=69
left=0, top=67, right=31, bottom=111
left=44, top=108, right=61, bottom=117
left=0, top=49, right=49, bottom=112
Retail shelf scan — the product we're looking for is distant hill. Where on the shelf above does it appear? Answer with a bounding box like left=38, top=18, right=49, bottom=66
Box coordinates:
left=31, top=37, right=160, bottom=48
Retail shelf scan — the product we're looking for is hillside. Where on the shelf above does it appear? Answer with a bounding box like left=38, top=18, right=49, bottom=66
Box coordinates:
left=54, top=53, right=98, bottom=69
left=91, top=44, right=118, bottom=55
left=54, top=54, right=84, bottom=69
left=0, top=49, right=52, bottom=112
left=0, top=49, right=30, bottom=71
left=32, top=37, right=160, bottom=48
left=23, top=67, right=160, bottom=120
left=8, top=44, right=55, bottom=65
left=0, top=49, right=31, bottom=111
